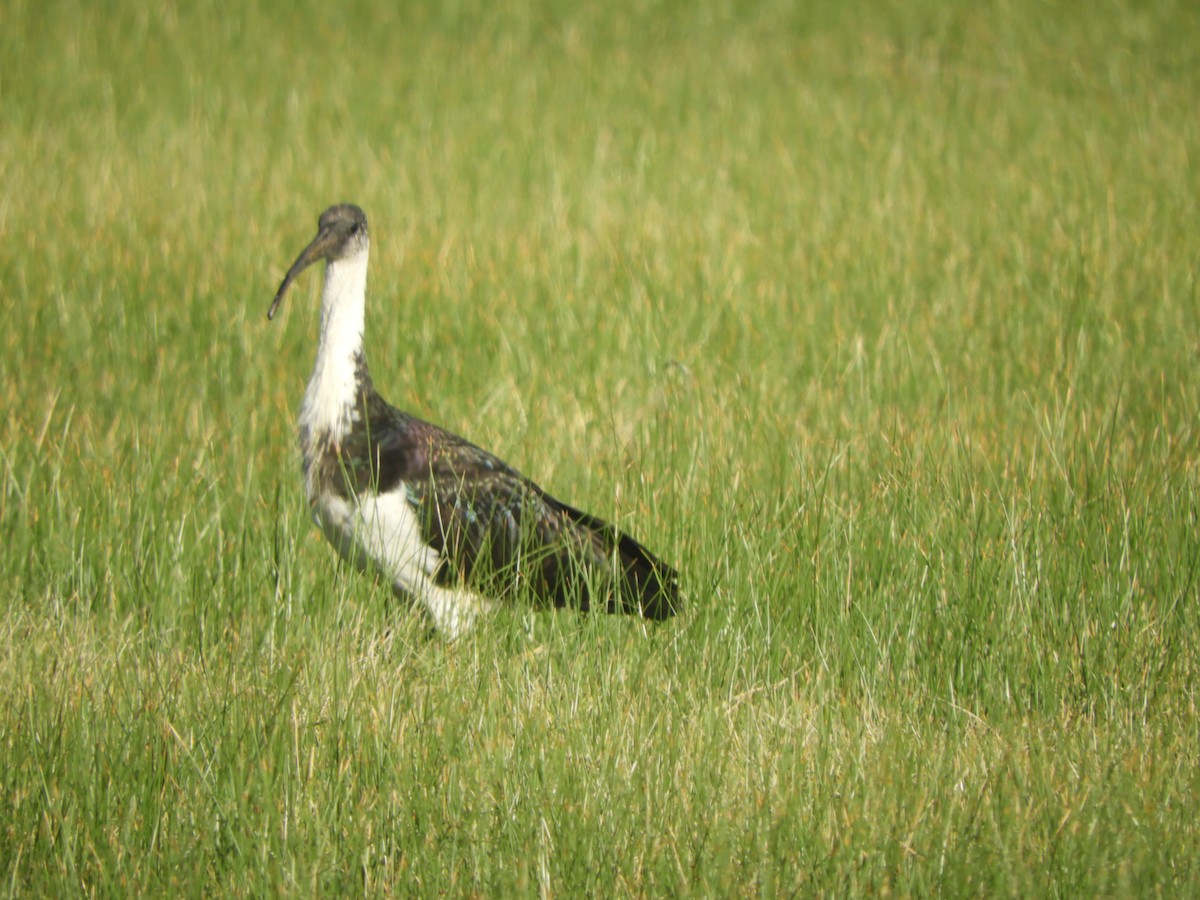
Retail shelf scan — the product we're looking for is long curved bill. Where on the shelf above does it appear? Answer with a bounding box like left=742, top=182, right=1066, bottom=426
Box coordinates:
left=267, top=224, right=340, bottom=320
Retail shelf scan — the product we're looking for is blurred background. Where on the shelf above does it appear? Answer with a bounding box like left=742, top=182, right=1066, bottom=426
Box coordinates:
left=2, top=0, right=1198, bottom=892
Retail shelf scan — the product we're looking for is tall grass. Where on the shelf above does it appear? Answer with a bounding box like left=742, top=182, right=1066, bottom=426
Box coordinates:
left=2, top=0, right=1198, bottom=893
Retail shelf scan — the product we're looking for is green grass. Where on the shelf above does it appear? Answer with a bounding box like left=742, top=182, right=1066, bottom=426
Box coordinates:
left=3, top=0, right=1199, bottom=893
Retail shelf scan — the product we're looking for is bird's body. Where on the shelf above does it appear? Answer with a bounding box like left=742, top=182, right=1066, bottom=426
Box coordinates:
left=270, top=204, right=679, bottom=638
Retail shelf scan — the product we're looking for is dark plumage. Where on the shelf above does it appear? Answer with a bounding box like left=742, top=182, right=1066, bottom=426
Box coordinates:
left=327, top=354, right=678, bottom=619
left=270, top=204, right=680, bottom=635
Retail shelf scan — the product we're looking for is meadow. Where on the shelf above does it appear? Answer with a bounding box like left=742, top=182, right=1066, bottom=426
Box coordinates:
left=2, top=0, right=1198, bottom=893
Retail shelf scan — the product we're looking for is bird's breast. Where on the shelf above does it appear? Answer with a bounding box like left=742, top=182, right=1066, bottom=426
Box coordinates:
left=310, top=482, right=442, bottom=583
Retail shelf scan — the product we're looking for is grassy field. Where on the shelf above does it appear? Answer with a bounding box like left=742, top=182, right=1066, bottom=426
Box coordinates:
left=2, top=0, right=1199, bottom=893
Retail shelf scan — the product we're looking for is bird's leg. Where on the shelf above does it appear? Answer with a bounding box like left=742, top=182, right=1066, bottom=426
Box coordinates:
left=408, top=583, right=495, bottom=640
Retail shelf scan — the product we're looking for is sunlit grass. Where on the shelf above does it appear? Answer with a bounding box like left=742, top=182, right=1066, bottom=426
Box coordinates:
left=2, top=0, right=1198, bottom=893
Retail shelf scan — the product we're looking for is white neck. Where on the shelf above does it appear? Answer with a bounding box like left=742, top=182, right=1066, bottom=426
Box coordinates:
left=298, top=246, right=370, bottom=472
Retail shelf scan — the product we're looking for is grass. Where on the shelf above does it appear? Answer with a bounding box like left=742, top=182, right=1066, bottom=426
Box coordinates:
left=2, top=0, right=1199, bottom=893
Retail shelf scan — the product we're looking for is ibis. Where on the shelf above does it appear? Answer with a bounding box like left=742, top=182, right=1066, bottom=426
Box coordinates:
left=268, top=204, right=680, bottom=638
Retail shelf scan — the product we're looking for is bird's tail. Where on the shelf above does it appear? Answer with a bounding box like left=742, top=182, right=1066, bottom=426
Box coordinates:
left=557, top=502, right=681, bottom=620
left=613, top=529, right=681, bottom=620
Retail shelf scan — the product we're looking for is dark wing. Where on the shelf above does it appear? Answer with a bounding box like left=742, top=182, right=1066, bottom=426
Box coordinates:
left=539, top=496, right=680, bottom=620
left=362, top=412, right=679, bottom=619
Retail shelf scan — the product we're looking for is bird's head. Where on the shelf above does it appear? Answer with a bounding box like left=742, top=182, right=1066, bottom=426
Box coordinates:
left=268, top=204, right=369, bottom=320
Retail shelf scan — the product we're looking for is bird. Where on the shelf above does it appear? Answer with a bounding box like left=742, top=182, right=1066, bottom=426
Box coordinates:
left=268, top=204, right=680, bottom=638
